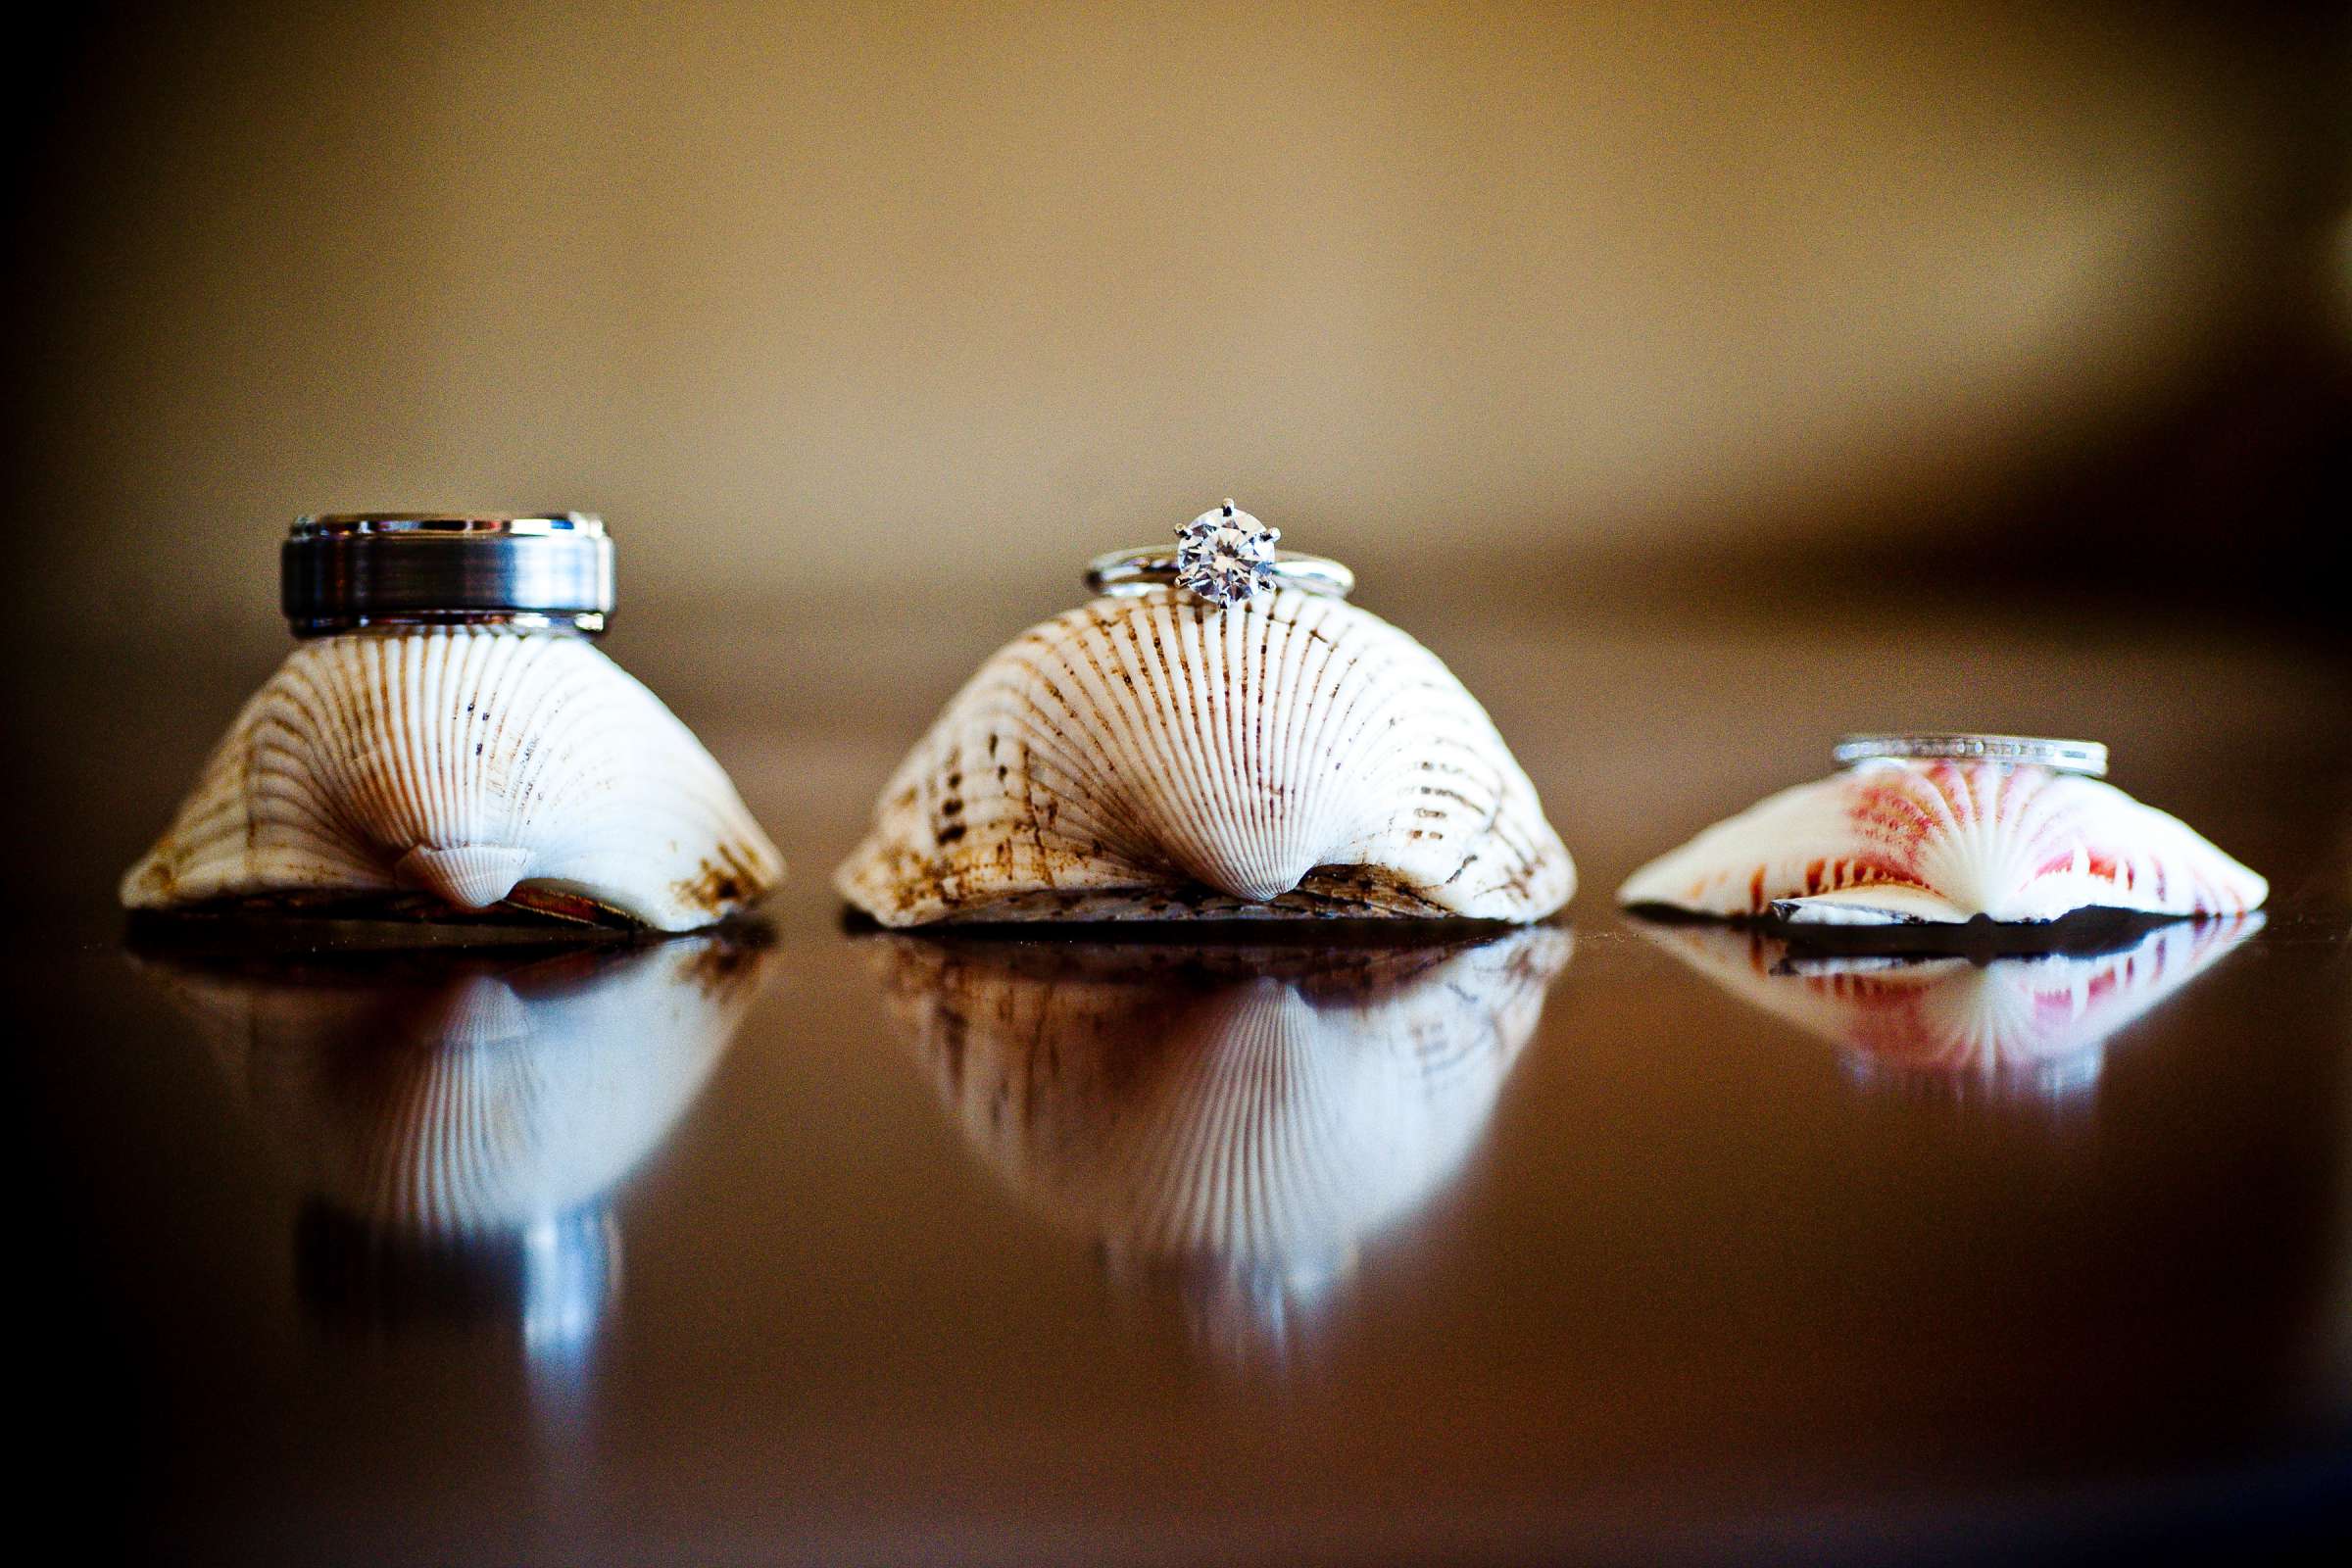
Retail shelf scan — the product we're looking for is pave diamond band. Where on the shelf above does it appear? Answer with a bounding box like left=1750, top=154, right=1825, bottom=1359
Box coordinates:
left=1085, top=501, right=1353, bottom=607
left=1834, top=733, right=2109, bottom=777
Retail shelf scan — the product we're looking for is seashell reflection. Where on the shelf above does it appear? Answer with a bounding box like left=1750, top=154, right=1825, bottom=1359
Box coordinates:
left=1636, top=914, right=2262, bottom=1100
left=871, top=927, right=1570, bottom=1351
left=137, top=932, right=773, bottom=1356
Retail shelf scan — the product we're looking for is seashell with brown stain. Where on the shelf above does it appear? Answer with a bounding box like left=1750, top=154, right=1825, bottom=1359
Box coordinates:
left=122, top=626, right=782, bottom=932
left=868, top=927, right=1569, bottom=1345
left=835, top=589, right=1574, bottom=924
left=1618, top=758, right=2265, bottom=926
left=1634, top=913, right=2261, bottom=1099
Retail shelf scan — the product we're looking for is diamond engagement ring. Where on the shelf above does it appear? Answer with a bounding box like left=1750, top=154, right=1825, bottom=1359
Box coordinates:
left=1833, top=733, right=2109, bottom=777
left=1085, top=500, right=1355, bottom=608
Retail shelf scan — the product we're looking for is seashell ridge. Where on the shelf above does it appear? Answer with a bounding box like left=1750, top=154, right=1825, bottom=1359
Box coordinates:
left=122, top=626, right=782, bottom=931
left=836, top=589, right=1573, bottom=924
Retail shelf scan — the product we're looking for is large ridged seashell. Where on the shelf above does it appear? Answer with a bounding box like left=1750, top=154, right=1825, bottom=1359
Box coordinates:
left=836, top=590, right=1574, bottom=924
left=1637, top=914, right=2261, bottom=1098
left=141, top=934, right=773, bottom=1236
left=122, top=627, right=782, bottom=932
left=869, top=928, right=1568, bottom=1340
left=1618, top=759, right=2266, bottom=925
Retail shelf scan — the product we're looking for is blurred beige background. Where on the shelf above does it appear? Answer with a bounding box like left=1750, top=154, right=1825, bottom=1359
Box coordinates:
left=12, top=1, right=2348, bottom=643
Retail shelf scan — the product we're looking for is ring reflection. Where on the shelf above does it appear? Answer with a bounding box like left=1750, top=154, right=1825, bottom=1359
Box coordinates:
left=868, top=926, right=1571, bottom=1359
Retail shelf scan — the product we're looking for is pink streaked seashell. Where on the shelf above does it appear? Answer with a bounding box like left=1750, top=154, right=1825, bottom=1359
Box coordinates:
left=1617, top=759, right=2267, bottom=925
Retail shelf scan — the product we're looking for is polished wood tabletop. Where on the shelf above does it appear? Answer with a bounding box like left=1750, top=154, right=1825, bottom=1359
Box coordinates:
left=11, top=582, right=2350, bottom=1564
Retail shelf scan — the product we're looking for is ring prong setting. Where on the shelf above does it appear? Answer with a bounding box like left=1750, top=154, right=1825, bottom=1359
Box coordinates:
left=1173, top=500, right=1281, bottom=607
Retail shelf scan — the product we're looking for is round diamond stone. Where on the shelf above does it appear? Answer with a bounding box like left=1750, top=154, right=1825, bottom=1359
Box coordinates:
left=1173, top=501, right=1280, bottom=606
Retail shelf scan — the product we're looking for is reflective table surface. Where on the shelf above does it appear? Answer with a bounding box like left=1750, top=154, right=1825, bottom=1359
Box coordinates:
left=12, top=589, right=2352, bottom=1564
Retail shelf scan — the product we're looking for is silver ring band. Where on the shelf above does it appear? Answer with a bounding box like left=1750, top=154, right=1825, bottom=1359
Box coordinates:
left=1834, top=733, right=2108, bottom=777
left=1086, top=548, right=1354, bottom=602
left=283, top=514, right=614, bottom=637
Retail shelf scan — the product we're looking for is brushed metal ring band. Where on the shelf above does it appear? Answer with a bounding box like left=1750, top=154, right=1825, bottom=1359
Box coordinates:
left=283, top=513, right=615, bottom=637
left=1834, top=733, right=2108, bottom=777
left=1085, top=549, right=1355, bottom=602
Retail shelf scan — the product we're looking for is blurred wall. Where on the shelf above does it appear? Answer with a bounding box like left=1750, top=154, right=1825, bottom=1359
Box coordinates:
left=14, top=1, right=2346, bottom=639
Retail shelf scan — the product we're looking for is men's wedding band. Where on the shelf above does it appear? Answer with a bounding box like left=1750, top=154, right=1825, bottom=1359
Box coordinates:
left=282, top=514, right=614, bottom=637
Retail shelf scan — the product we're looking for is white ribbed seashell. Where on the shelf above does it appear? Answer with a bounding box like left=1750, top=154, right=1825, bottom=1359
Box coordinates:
left=1618, top=759, right=2266, bottom=925
left=873, top=929, right=1568, bottom=1313
left=122, top=626, right=782, bottom=931
left=1636, top=914, right=2261, bottom=1098
left=836, top=590, right=1574, bottom=924
left=144, top=934, right=773, bottom=1236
